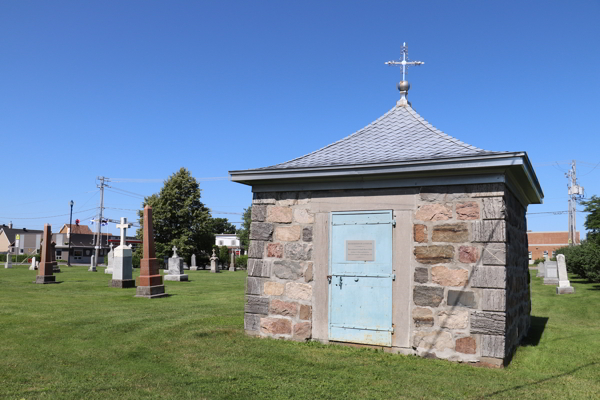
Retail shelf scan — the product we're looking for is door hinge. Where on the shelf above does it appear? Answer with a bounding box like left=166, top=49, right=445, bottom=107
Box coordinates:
left=392, top=220, right=396, bottom=227
left=392, top=274, right=396, bottom=281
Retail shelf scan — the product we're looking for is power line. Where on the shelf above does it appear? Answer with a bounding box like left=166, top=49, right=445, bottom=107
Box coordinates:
left=0, top=207, right=98, bottom=220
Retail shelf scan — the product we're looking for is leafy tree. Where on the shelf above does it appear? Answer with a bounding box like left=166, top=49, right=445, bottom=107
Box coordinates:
left=581, top=195, right=600, bottom=244
left=133, top=168, right=213, bottom=266
left=237, top=206, right=252, bottom=250
left=211, top=218, right=236, bottom=234
left=218, top=245, right=230, bottom=266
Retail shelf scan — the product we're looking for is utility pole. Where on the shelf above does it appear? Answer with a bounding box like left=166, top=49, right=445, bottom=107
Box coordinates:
left=91, top=176, right=110, bottom=271
left=566, top=161, right=583, bottom=247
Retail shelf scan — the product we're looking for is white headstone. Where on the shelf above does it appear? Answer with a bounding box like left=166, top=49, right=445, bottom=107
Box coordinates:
left=111, top=217, right=135, bottom=288
left=164, top=246, right=188, bottom=281
left=88, top=255, right=97, bottom=272
left=105, top=243, right=115, bottom=274
left=556, top=254, right=574, bottom=294
left=536, top=261, right=545, bottom=277
left=210, top=249, right=220, bottom=273
left=5, top=253, right=12, bottom=269
left=190, top=254, right=198, bottom=270
left=543, top=261, right=558, bottom=285
left=29, top=256, right=37, bottom=271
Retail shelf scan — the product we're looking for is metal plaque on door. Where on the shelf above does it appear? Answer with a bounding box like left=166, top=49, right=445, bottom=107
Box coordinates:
left=346, top=240, right=375, bottom=261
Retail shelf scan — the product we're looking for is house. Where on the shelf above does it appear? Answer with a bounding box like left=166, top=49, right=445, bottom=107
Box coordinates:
left=215, top=234, right=242, bottom=255
left=59, top=223, right=94, bottom=235
left=230, top=67, right=542, bottom=366
left=527, top=231, right=580, bottom=262
left=0, top=223, right=43, bottom=254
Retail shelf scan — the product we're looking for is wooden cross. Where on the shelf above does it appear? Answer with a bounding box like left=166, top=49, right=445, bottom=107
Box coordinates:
left=116, top=217, right=132, bottom=247
left=385, top=42, right=424, bottom=81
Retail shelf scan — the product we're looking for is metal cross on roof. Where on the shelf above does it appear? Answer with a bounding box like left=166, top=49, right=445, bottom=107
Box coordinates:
left=385, top=42, right=424, bottom=81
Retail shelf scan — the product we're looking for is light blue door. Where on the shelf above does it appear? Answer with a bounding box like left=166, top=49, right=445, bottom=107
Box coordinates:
left=329, top=210, right=394, bottom=346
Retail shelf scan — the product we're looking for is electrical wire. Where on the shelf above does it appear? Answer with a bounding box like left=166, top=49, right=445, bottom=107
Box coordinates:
left=0, top=207, right=98, bottom=220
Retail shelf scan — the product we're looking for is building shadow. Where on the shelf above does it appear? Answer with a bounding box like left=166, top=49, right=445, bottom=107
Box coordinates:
left=520, top=316, right=548, bottom=347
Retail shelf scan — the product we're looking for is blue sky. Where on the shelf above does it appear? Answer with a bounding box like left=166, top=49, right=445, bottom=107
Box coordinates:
left=1, top=1, right=599, bottom=237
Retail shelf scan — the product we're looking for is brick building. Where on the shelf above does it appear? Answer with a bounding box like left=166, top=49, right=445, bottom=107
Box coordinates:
left=231, top=77, right=543, bottom=366
left=527, top=231, right=580, bottom=263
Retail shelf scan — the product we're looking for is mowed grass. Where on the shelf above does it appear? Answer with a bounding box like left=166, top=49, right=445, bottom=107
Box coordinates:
left=1, top=266, right=599, bottom=400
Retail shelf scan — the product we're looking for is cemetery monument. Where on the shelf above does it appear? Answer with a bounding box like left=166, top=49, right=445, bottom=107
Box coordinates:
left=210, top=249, right=219, bottom=273
left=556, top=254, right=574, bottom=294
left=34, top=224, right=59, bottom=284
left=135, top=205, right=168, bottom=298
left=543, top=261, right=559, bottom=285
left=164, top=246, right=189, bottom=281
left=105, top=243, right=115, bottom=274
left=111, top=217, right=136, bottom=288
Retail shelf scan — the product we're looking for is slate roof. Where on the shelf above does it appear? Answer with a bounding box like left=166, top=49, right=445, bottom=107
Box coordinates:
left=260, top=104, right=504, bottom=170
left=0, top=227, right=43, bottom=242
left=59, top=224, right=93, bottom=235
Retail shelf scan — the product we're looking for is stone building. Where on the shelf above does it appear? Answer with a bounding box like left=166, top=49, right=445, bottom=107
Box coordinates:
left=230, top=73, right=542, bottom=366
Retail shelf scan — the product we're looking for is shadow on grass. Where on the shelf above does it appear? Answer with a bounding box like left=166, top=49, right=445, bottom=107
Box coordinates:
left=521, top=316, right=548, bottom=347
left=570, top=278, right=600, bottom=290
left=481, top=362, right=597, bottom=398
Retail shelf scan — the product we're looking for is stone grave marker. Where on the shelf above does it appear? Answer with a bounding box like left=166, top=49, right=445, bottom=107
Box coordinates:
left=135, top=205, right=168, bottom=298
left=183, top=262, right=189, bottom=270
left=556, top=254, right=574, bottom=294
left=89, top=255, right=96, bottom=272
left=210, top=249, right=220, bottom=273
left=105, top=243, right=115, bottom=274
left=34, top=224, right=58, bottom=284
left=52, top=241, right=61, bottom=273
left=229, top=251, right=235, bottom=271
left=536, top=261, right=545, bottom=277
left=543, top=261, right=559, bottom=285
left=164, top=246, right=188, bottom=281
left=4, top=253, right=12, bottom=269
left=29, top=256, right=37, bottom=271
left=190, top=254, right=198, bottom=271
left=111, top=217, right=136, bottom=288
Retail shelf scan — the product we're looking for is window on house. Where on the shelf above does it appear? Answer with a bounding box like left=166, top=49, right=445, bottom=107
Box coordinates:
left=528, top=252, right=532, bottom=260
left=219, top=240, right=224, bottom=245
left=552, top=250, right=556, bottom=258
left=543, top=250, right=548, bottom=258
left=56, top=250, right=62, bottom=260
left=20, top=249, right=24, bottom=254
left=74, top=250, right=83, bottom=260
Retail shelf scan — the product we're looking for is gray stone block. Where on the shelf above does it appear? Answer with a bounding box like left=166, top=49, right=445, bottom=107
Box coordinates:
left=251, top=205, right=268, bottom=222
left=135, top=285, right=168, bottom=298
left=302, top=227, right=313, bottom=242
left=482, top=289, right=506, bottom=311
left=244, top=313, right=261, bottom=331
left=248, top=259, right=271, bottom=278
left=34, top=275, right=58, bottom=284
left=284, top=242, right=313, bottom=261
left=413, top=286, right=444, bottom=307
left=245, top=296, right=269, bottom=315
left=468, top=184, right=505, bottom=197
left=164, top=274, right=188, bottom=281
left=248, top=240, right=265, bottom=259
left=471, top=266, right=506, bottom=288
left=414, top=267, right=429, bottom=284
left=481, top=198, right=506, bottom=220
left=110, top=279, right=136, bottom=288
left=273, top=260, right=304, bottom=280
left=482, top=244, right=506, bottom=265
left=250, top=222, right=274, bottom=241
left=481, top=335, right=505, bottom=358
left=556, top=286, right=575, bottom=294
left=246, top=277, right=262, bottom=295
left=470, top=311, right=506, bottom=335
left=473, top=220, right=506, bottom=242
left=447, top=290, right=476, bottom=308
left=252, top=192, right=276, bottom=205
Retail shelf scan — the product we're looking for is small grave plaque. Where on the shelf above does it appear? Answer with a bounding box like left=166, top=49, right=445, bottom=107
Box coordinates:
left=346, top=240, right=375, bottom=261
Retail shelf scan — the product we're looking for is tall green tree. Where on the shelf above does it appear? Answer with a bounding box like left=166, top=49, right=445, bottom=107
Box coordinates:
left=134, top=168, right=213, bottom=265
left=581, top=195, right=600, bottom=243
left=237, top=206, right=252, bottom=250
left=211, top=218, right=236, bottom=234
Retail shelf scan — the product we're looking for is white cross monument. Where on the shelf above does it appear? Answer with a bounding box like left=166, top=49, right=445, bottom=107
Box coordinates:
left=165, top=245, right=188, bottom=281
left=111, top=217, right=136, bottom=288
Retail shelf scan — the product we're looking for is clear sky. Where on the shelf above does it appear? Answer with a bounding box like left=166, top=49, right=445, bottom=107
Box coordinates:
left=1, top=1, right=599, bottom=237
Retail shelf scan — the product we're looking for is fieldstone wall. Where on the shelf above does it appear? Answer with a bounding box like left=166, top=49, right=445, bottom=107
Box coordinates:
left=244, top=182, right=531, bottom=366
left=245, top=192, right=315, bottom=341
left=411, top=183, right=530, bottom=365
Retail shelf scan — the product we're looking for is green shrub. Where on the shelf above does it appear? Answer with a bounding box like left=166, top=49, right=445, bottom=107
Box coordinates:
left=557, top=242, right=600, bottom=282
left=533, top=257, right=545, bottom=265
left=236, top=255, right=248, bottom=270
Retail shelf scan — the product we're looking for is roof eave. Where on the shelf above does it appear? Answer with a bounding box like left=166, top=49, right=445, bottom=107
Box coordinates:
left=230, top=152, right=544, bottom=205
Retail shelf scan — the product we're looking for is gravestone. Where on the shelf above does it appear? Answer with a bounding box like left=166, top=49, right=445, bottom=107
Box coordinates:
left=556, top=254, right=574, bottom=294
left=135, top=205, right=168, bottom=298
left=4, top=253, right=12, bottom=269
left=89, top=255, right=96, bottom=272
left=543, top=261, right=559, bottom=285
left=29, top=257, right=37, bottom=271
left=210, top=249, right=220, bottom=273
left=536, top=261, right=545, bottom=277
left=111, top=217, right=136, bottom=288
left=229, top=251, right=235, bottom=271
left=164, top=246, right=188, bottom=281
left=34, top=224, right=58, bottom=284
left=105, top=243, right=115, bottom=274
left=183, top=262, right=189, bottom=270
left=52, top=242, right=61, bottom=273
left=190, top=254, right=198, bottom=271
left=163, top=257, right=168, bottom=270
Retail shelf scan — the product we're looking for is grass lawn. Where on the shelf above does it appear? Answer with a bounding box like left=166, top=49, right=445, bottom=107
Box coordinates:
left=1, top=266, right=599, bottom=400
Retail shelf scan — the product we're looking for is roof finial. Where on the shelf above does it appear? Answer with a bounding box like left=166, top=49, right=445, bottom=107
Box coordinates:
left=385, top=42, right=424, bottom=106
